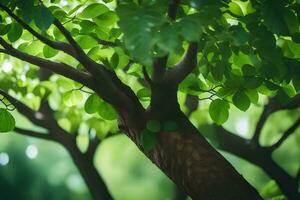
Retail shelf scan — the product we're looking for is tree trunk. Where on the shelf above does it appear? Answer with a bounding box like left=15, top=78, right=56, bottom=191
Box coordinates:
left=153, top=117, right=262, bottom=199
left=60, top=135, right=113, bottom=200
left=119, top=109, right=263, bottom=200
left=116, top=84, right=263, bottom=200
left=174, top=186, right=188, bottom=200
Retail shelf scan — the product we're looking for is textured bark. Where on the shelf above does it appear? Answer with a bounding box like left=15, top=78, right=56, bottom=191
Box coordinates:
left=59, top=135, right=113, bottom=200
left=152, top=118, right=261, bottom=200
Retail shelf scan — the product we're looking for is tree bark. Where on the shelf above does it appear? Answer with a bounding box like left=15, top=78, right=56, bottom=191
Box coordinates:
left=151, top=116, right=262, bottom=200
left=59, top=135, right=113, bottom=200
left=174, top=186, right=188, bottom=200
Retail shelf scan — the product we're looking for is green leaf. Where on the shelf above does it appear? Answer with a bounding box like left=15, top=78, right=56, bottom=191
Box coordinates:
left=177, top=14, right=203, bottom=42
left=231, top=26, right=250, bottom=46
left=34, top=6, right=54, bottom=31
left=265, top=81, right=279, bottom=91
left=210, top=63, right=224, bottom=81
left=292, top=33, right=300, bottom=43
left=68, top=4, right=84, bottom=16
left=242, top=64, right=256, bottom=77
left=43, top=45, right=59, bottom=58
left=79, top=3, right=109, bottom=19
left=17, top=0, right=35, bottom=23
left=228, top=2, right=244, bottom=16
left=232, top=90, right=251, bottom=111
left=117, top=5, right=165, bottom=65
left=93, top=11, right=118, bottom=27
left=163, top=121, right=178, bottom=132
left=245, top=89, right=259, bottom=104
left=244, top=77, right=263, bottom=89
left=0, top=24, right=11, bottom=35
left=79, top=20, right=96, bottom=34
left=0, top=108, right=15, bottom=132
left=209, top=99, right=230, bottom=125
left=110, top=53, right=119, bottom=69
left=84, top=94, right=102, bottom=114
left=76, top=35, right=98, bottom=49
left=140, top=129, right=157, bottom=152
left=275, top=88, right=292, bottom=105
left=283, top=9, right=298, bottom=34
left=261, top=1, right=288, bottom=34
left=137, top=88, right=151, bottom=101
left=0, top=0, right=10, bottom=6
left=7, top=23, right=23, bottom=42
left=146, top=120, right=161, bottom=133
left=63, top=90, right=83, bottom=107
left=156, top=24, right=182, bottom=54
left=98, top=102, right=117, bottom=120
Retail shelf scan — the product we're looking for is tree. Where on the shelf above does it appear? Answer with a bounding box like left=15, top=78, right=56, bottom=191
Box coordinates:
left=0, top=0, right=299, bottom=199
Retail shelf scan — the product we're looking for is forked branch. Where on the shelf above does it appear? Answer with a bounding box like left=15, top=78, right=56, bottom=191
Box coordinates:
left=252, top=102, right=273, bottom=145
left=252, top=94, right=300, bottom=145
left=270, top=118, right=300, bottom=150
left=53, top=19, right=103, bottom=73
left=151, top=0, right=181, bottom=83
left=165, top=43, right=198, bottom=85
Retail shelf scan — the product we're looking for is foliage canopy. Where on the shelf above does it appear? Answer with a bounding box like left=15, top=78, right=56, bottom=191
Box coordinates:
left=0, top=0, right=299, bottom=131
left=0, top=0, right=300, bottom=199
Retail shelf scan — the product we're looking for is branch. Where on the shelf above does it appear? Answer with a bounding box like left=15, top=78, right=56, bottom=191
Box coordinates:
left=14, top=127, right=54, bottom=141
left=52, top=18, right=127, bottom=101
left=91, top=35, right=118, bottom=47
left=53, top=19, right=99, bottom=71
left=185, top=94, right=199, bottom=117
left=296, top=161, right=300, bottom=183
left=0, top=38, right=94, bottom=87
left=85, top=132, right=120, bottom=157
left=152, top=55, right=168, bottom=83
left=277, top=93, right=300, bottom=110
left=86, top=136, right=100, bottom=157
left=0, top=3, right=76, bottom=57
left=97, top=39, right=117, bottom=47
left=151, top=0, right=181, bottom=83
left=270, top=118, right=300, bottom=150
left=164, top=43, right=198, bottom=85
left=251, top=102, right=273, bottom=145
left=168, top=0, right=181, bottom=20
left=252, top=94, right=300, bottom=145
left=142, top=66, right=153, bottom=86
left=0, top=88, right=58, bottom=130
left=0, top=89, right=37, bottom=122
left=46, top=20, right=142, bottom=111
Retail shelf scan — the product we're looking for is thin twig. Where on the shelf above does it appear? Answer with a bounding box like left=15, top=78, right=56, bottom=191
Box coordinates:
left=269, top=118, right=300, bottom=150
left=14, top=127, right=54, bottom=141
